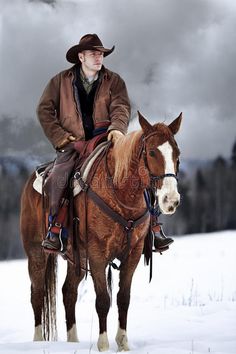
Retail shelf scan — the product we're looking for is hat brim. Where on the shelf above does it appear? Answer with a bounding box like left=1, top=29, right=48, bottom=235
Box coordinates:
left=66, top=44, right=115, bottom=63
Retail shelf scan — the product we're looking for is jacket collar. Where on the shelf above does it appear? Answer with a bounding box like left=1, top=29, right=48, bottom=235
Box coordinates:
left=67, top=64, right=110, bottom=80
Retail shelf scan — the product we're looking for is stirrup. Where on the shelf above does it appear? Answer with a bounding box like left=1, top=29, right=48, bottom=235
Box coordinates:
left=42, top=227, right=65, bottom=252
left=159, top=224, right=168, bottom=239
left=58, top=228, right=64, bottom=252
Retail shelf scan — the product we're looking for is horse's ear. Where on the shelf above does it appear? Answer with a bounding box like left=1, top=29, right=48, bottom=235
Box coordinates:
left=138, top=111, right=153, bottom=134
left=168, top=112, right=182, bottom=135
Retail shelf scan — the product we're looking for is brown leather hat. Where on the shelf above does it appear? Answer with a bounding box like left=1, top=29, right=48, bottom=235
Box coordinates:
left=66, top=34, right=115, bottom=63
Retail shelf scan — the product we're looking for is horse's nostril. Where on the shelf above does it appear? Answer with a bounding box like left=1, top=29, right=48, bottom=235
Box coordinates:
left=163, top=195, right=168, bottom=203
left=174, top=200, right=179, bottom=207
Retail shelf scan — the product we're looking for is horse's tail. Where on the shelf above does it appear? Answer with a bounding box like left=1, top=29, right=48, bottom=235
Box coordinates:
left=42, top=254, right=58, bottom=341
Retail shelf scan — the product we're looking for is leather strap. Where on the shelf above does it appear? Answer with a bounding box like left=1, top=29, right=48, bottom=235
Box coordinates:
left=87, top=187, right=149, bottom=231
left=87, top=187, right=149, bottom=265
left=51, top=198, right=69, bottom=233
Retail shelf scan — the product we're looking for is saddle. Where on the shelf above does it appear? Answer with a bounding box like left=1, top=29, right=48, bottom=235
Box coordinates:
left=73, top=120, right=110, bottom=165
left=33, top=132, right=109, bottom=195
left=73, top=131, right=108, bottom=170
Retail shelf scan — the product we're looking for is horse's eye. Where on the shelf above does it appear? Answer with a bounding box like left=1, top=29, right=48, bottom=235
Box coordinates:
left=149, top=150, right=156, bottom=157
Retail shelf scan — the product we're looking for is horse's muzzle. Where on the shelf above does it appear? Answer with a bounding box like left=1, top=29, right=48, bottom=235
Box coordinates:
left=158, top=191, right=180, bottom=215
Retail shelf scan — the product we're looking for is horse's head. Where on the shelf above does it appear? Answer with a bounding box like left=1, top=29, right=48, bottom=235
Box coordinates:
left=138, top=111, right=182, bottom=215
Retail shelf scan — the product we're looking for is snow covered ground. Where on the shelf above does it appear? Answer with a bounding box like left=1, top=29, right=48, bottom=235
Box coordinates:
left=0, top=231, right=236, bottom=354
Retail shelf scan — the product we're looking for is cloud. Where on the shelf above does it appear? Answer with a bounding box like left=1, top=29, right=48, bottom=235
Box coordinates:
left=0, top=0, right=236, bottom=158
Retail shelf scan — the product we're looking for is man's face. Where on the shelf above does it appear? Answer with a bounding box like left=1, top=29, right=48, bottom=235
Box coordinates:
left=78, top=50, right=104, bottom=74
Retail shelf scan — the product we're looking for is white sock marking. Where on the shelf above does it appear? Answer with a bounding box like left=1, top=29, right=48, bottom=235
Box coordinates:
left=97, top=332, right=109, bottom=352
left=67, top=324, right=79, bottom=342
left=116, top=326, right=130, bottom=351
left=33, top=325, right=43, bottom=341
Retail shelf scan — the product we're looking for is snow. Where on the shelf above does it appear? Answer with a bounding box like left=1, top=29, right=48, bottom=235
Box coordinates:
left=0, top=231, right=236, bottom=354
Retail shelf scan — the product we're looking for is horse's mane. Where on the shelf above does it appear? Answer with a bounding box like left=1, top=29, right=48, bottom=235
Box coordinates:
left=113, top=130, right=143, bottom=186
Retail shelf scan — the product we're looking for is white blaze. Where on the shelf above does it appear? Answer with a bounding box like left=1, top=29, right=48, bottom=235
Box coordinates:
left=158, top=141, right=177, bottom=190
left=156, top=141, right=179, bottom=214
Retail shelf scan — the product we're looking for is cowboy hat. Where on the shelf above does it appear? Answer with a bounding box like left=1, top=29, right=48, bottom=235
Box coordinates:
left=66, top=34, right=115, bottom=63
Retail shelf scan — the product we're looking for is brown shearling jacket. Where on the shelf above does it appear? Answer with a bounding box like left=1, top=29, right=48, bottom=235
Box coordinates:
left=37, top=65, right=131, bottom=149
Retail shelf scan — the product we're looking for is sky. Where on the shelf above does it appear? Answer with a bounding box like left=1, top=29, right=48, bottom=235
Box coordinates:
left=0, top=0, right=236, bottom=159
left=0, top=231, right=236, bottom=353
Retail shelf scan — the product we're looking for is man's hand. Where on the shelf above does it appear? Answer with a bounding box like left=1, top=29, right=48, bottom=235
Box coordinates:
left=57, top=135, right=76, bottom=149
left=107, top=130, right=124, bottom=142
left=68, top=135, right=77, bottom=142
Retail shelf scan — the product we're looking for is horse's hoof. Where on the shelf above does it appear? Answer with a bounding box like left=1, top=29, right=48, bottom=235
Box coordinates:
left=97, top=332, right=109, bottom=351
left=67, top=324, right=79, bottom=342
left=33, top=325, right=44, bottom=341
left=117, top=344, right=130, bottom=352
left=116, top=328, right=130, bottom=351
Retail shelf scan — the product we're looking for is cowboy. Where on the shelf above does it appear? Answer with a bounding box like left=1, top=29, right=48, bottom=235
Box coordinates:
left=37, top=33, right=173, bottom=253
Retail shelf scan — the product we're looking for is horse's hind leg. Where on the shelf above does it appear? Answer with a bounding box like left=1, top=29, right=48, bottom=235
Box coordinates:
left=20, top=176, right=48, bottom=341
left=28, top=253, right=47, bottom=341
left=62, top=262, right=85, bottom=342
left=116, top=244, right=143, bottom=351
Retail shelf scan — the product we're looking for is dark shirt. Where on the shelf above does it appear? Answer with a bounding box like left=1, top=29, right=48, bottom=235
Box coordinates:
left=75, top=66, right=100, bottom=140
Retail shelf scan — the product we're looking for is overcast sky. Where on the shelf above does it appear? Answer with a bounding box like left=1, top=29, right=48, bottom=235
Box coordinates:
left=0, top=0, right=236, bottom=159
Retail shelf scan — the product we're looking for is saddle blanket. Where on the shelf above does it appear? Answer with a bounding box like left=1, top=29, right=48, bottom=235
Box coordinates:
left=33, top=141, right=109, bottom=197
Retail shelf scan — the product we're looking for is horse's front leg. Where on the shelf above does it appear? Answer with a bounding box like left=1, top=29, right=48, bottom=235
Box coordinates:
left=116, top=242, right=144, bottom=351
left=62, top=262, right=85, bottom=342
left=90, top=260, right=111, bottom=352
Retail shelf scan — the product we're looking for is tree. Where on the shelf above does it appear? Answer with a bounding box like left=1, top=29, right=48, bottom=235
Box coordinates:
left=210, top=156, right=228, bottom=231
left=231, top=140, right=236, bottom=168
left=227, top=140, right=236, bottom=228
left=190, top=169, right=210, bottom=233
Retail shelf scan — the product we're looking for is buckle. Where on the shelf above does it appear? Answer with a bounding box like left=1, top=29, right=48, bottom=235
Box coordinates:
left=125, top=220, right=134, bottom=231
left=74, top=171, right=88, bottom=191
left=74, top=171, right=81, bottom=180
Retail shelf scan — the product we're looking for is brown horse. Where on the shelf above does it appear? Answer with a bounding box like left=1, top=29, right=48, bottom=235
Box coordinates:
left=20, top=111, right=182, bottom=351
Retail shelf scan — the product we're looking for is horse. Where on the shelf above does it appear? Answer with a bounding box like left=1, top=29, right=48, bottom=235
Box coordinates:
left=20, top=111, right=182, bottom=351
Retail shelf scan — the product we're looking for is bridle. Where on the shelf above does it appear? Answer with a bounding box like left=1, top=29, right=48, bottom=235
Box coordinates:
left=141, top=131, right=178, bottom=187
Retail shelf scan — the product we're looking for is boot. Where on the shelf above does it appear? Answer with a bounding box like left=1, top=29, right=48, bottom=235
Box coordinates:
left=42, top=222, right=68, bottom=253
left=42, top=198, right=69, bottom=254
left=153, top=233, right=174, bottom=251
left=151, top=216, right=174, bottom=252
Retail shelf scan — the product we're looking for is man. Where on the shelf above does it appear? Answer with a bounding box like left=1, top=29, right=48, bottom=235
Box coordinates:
left=37, top=33, right=173, bottom=253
